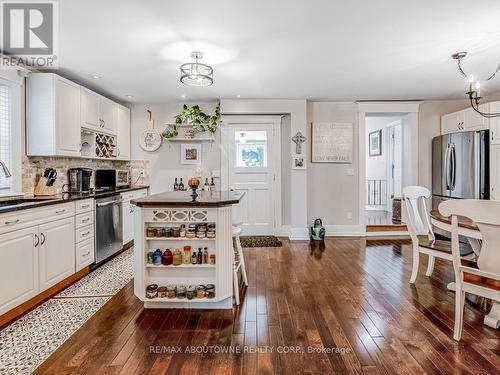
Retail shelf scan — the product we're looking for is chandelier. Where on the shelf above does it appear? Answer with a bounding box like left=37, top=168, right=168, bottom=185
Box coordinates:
left=180, top=51, right=213, bottom=87
left=452, top=52, right=500, bottom=118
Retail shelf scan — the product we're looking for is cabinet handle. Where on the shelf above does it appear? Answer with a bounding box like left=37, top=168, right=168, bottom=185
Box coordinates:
left=117, top=148, right=121, bottom=156
left=41, top=233, right=45, bottom=245
left=55, top=209, right=66, bottom=214
left=34, top=234, right=39, bottom=247
left=83, top=251, right=91, bottom=257
left=82, top=217, right=90, bottom=223
left=4, top=219, right=20, bottom=225
left=81, top=204, right=90, bottom=209
left=82, top=230, right=91, bottom=237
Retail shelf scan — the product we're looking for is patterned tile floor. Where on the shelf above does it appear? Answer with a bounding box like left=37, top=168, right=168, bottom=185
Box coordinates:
left=0, top=249, right=133, bottom=375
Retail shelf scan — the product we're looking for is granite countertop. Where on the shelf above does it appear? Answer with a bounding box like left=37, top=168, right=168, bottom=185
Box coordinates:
left=132, top=190, right=244, bottom=207
left=0, top=186, right=149, bottom=214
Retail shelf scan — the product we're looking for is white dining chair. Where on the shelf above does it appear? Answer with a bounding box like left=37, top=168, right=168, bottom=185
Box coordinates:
left=439, top=199, right=500, bottom=341
left=402, top=186, right=473, bottom=284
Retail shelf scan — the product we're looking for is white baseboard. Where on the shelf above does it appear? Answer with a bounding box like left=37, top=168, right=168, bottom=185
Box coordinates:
left=288, top=227, right=309, bottom=240
left=366, top=231, right=410, bottom=237
left=324, top=225, right=363, bottom=237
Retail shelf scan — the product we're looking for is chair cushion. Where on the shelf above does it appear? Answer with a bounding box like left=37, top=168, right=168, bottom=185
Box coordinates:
left=461, top=259, right=500, bottom=291
left=417, top=236, right=474, bottom=256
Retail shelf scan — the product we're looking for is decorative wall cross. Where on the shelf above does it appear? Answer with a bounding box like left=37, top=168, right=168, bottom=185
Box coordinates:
left=292, top=131, right=306, bottom=154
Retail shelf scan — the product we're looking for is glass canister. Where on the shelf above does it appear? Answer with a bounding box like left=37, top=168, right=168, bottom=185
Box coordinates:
left=165, top=227, right=173, bottom=237
left=205, top=284, right=215, bottom=299
left=146, top=227, right=156, bottom=237
left=180, top=224, right=186, bottom=237
left=186, top=285, right=196, bottom=300
left=146, top=284, right=158, bottom=299
left=162, top=249, right=173, bottom=266
left=167, top=285, right=176, bottom=298
left=176, top=285, right=186, bottom=299
left=196, top=285, right=206, bottom=298
left=172, top=227, right=181, bottom=237
left=146, top=250, right=154, bottom=264
left=173, top=249, right=183, bottom=266
left=157, top=286, right=168, bottom=298
left=186, top=230, right=196, bottom=239
left=153, top=249, right=163, bottom=265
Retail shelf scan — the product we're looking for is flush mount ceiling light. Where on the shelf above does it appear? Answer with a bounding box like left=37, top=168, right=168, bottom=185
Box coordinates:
left=180, top=51, right=213, bottom=87
left=452, top=51, right=500, bottom=118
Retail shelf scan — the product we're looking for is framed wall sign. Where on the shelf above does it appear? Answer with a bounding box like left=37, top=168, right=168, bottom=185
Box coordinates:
left=369, top=130, right=382, bottom=156
left=311, top=122, right=353, bottom=163
left=180, top=143, right=202, bottom=164
left=291, top=154, right=306, bottom=170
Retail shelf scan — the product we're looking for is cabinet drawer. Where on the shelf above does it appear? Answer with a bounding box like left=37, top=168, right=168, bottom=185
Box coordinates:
left=75, top=199, right=94, bottom=214
left=76, top=238, right=94, bottom=271
left=0, top=202, right=74, bottom=235
left=75, top=211, right=93, bottom=229
left=121, top=189, right=148, bottom=202
left=75, top=224, right=94, bottom=243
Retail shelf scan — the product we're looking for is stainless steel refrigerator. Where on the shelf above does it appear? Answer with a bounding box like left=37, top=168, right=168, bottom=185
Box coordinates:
left=432, top=130, right=489, bottom=209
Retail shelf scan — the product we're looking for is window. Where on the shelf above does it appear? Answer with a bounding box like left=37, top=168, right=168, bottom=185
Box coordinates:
left=235, top=130, right=268, bottom=167
left=0, top=84, right=11, bottom=192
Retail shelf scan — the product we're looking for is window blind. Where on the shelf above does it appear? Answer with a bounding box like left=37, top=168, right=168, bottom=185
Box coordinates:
left=0, top=84, right=11, bottom=191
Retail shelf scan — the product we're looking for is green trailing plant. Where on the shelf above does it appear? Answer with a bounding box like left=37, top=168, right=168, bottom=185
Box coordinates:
left=174, top=103, right=221, bottom=135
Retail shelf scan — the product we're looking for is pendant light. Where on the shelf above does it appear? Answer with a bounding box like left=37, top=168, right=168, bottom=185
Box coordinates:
left=452, top=52, right=500, bottom=118
left=180, top=51, right=213, bottom=87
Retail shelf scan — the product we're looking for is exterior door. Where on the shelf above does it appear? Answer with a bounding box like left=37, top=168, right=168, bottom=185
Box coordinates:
left=222, top=117, right=281, bottom=235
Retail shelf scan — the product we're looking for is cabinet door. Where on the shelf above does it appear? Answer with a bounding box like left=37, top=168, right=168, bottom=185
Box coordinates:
left=122, top=200, right=134, bottom=244
left=441, top=112, right=461, bottom=134
left=99, top=97, right=117, bottom=133
left=490, top=102, right=500, bottom=144
left=39, top=217, right=75, bottom=291
left=117, top=106, right=131, bottom=160
left=463, top=107, right=486, bottom=130
left=81, top=87, right=100, bottom=129
left=491, top=144, right=500, bottom=200
left=0, top=227, right=39, bottom=315
left=55, top=77, right=81, bottom=156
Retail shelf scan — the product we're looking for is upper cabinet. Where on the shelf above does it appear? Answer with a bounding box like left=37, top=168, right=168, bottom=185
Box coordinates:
left=27, top=73, right=130, bottom=159
left=441, top=105, right=488, bottom=134
left=117, top=106, right=131, bottom=160
left=27, top=74, right=81, bottom=157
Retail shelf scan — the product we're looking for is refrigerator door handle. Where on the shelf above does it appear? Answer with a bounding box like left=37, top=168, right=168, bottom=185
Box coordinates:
left=444, top=143, right=451, bottom=190
left=450, top=143, right=456, bottom=191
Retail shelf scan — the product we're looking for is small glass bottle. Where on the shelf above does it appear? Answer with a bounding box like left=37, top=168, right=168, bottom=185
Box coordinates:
left=174, top=178, right=179, bottom=191
left=210, top=177, right=216, bottom=192
left=197, top=248, right=203, bottom=264
left=191, top=251, right=197, bottom=264
left=183, top=245, right=191, bottom=264
left=179, top=178, right=185, bottom=191
left=203, top=247, right=209, bottom=264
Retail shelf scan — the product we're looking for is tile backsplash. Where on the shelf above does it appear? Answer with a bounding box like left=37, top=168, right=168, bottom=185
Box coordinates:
left=23, top=156, right=150, bottom=193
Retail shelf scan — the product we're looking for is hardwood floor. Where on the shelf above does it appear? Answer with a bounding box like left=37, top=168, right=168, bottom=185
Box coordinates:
left=33, top=238, right=500, bottom=374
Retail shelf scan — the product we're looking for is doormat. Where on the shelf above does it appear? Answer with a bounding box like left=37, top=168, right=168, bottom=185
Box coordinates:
left=239, top=236, right=283, bottom=248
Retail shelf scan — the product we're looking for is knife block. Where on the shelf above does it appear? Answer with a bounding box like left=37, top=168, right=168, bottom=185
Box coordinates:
left=34, top=177, right=56, bottom=196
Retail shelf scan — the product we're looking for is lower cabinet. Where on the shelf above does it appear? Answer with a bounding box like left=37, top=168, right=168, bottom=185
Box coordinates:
left=0, top=227, right=39, bottom=315
left=121, top=189, right=148, bottom=245
left=39, top=217, right=76, bottom=291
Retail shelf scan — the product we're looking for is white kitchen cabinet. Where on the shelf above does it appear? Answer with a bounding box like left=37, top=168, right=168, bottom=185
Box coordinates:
left=491, top=144, right=500, bottom=201
left=0, top=227, right=39, bottom=315
left=441, top=111, right=464, bottom=134
left=117, top=105, right=131, bottom=160
left=463, top=106, right=486, bottom=131
left=121, top=189, right=148, bottom=245
left=27, top=73, right=81, bottom=157
left=39, top=217, right=75, bottom=291
left=441, top=106, right=489, bottom=135
left=99, top=97, right=118, bottom=134
left=490, top=102, right=500, bottom=145
left=81, top=87, right=100, bottom=130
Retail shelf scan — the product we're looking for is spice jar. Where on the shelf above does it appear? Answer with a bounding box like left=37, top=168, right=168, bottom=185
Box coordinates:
left=160, top=227, right=167, bottom=237
left=146, top=227, right=156, bottom=237
left=172, top=227, right=181, bottom=237
left=205, top=284, right=215, bottom=299
left=165, top=227, right=173, bottom=237
left=155, top=227, right=163, bottom=237
left=176, top=285, right=186, bottom=299
left=146, top=284, right=158, bottom=299
left=186, top=230, right=196, bottom=239
left=183, top=245, right=191, bottom=264
left=173, top=249, right=183, bottom=265
left=208, top=223, right=216, bottom=231
left=162, top=249, right=173, bottom=266
left=167, top=285, right=176, bottom=298
left=186, top=285, right=196, bottom=300
left=196, top=223, right=207, bottom=233
left=210, top=254, right=216, bottom=265
left=196, top=231, right=206, bottom=239
left=207, top=230, right=216, bottom=239
left=180, top=224, right=186, bottom=237
left=157, top=286, right=168, bottom=298
left=196, top=285, right=206, bottom=298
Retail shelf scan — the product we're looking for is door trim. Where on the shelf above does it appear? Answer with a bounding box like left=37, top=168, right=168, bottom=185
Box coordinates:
left=221, top=115, right=283, bottom=235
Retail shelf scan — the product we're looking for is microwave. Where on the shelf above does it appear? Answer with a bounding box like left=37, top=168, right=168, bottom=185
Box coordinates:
left=95, top=169, right=130, bottom=190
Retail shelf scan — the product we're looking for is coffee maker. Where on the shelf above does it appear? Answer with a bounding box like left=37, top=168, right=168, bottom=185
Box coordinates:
left=68, top=168, right=93, bottom=192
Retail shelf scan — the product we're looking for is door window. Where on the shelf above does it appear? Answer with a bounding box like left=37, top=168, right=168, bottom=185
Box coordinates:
left=235, top=130, right=267, bottom=167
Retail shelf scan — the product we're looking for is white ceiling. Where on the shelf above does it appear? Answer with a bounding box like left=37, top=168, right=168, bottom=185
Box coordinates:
left=58, top=0, right=500, bottom=103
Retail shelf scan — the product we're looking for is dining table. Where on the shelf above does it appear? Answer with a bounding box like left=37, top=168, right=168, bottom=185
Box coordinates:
left=430, top=209, right=500, bottom=329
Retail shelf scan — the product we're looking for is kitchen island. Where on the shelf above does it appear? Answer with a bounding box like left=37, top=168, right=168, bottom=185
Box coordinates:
left=131, top=190, right=244, bottom=309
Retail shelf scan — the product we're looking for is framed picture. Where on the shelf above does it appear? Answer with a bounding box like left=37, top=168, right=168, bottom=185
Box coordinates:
left=369, top=130, right=382, bottom=156
left=292, top=154, right=306, bottom=170
left=181, top=143, right=202, bottom=164
left=311, top=122, right=353, bottom=163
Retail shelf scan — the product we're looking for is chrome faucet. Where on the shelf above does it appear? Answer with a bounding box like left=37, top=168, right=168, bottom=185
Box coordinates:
left=0, top=159, right=12, bottom=177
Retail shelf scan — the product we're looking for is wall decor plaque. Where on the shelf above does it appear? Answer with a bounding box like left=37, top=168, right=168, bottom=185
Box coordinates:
left=311, top=122, right=353, bottom=163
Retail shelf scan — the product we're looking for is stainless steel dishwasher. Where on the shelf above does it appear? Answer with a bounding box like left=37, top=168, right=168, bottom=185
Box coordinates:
left=95, top=194, right=123, bottom=264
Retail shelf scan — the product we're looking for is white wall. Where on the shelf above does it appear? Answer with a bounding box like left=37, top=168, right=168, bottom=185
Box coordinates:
left=365, top=117, right=392, bottom=181
left=130, top=101, right=219, bottom=194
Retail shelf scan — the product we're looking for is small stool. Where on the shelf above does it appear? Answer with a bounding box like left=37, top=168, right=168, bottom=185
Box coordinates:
left=232, top=226, right=248, bottom=305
